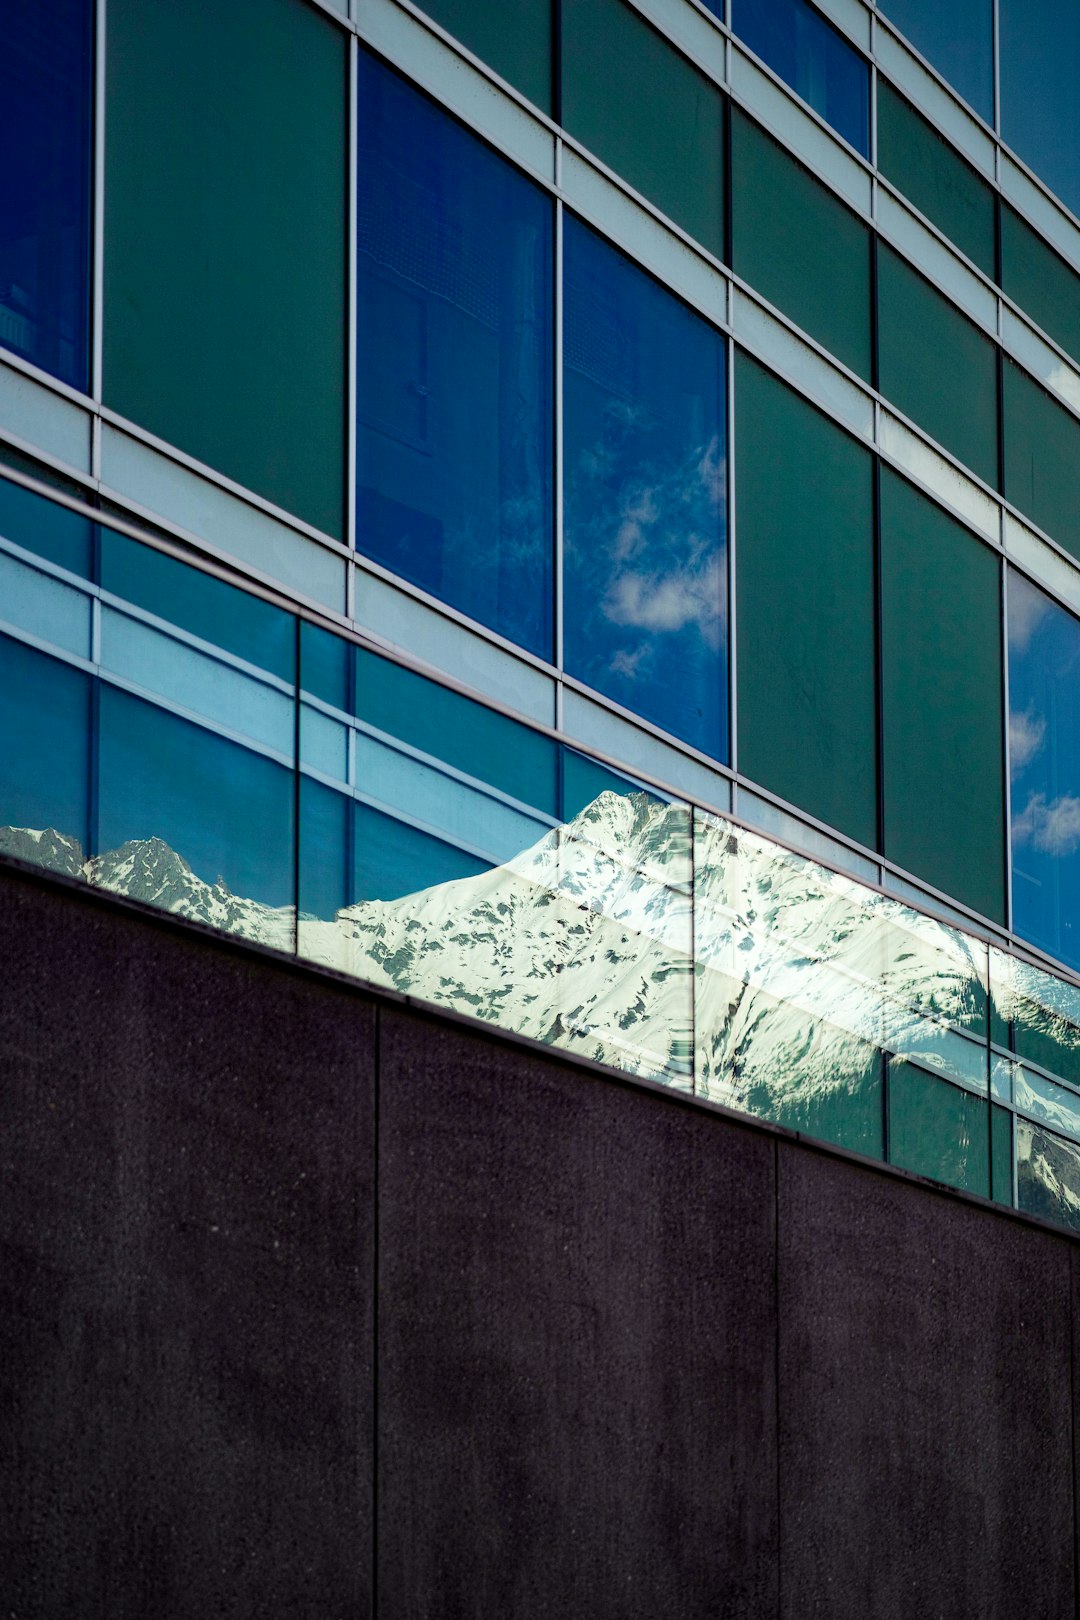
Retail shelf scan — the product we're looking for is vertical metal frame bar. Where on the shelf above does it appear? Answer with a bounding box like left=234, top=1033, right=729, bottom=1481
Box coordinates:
left=554, top=181, right=565, bottom=732
left=992, top=0, right=1001, bottom=137
left=91, top=0, right=107, bottom=453
left=346, top=33, right=359, bottom=619
left=1001, top=555, right=1014, bottom=934
left=725, top=329, right=737, bottom=777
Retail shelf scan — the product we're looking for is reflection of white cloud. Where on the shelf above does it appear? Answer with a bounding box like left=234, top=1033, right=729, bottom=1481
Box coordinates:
left=1009, top=573, right=1051, bottom=652
left=1014, top=792, right=1080, bottom=856
left=610, top=646, right=648, bottom=679
left=603, top=555, right=726, bottom=643
left=1010, top=708, right=1047, bottom=777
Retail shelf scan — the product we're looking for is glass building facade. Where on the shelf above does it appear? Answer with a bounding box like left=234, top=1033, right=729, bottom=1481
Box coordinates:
left=10, top=0, right=1080, bottom=1233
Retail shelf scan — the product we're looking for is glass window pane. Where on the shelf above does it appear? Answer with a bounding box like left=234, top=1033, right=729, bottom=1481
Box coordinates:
left=727, top=0, right=869, bottom=156
left=0, top=474, right=93, bottom=578
left=0, top=0, right=92, bottom=388
left=99, top=531, right=296, bottom=682
left=732, top=110, right=871, bottom=378
left=357, top=56, right=554, bottom=659
left=991, top=1103, right=1013, bottom=1205
left=1003, top=359, right=1080, bottom=562
left=888, top=1060, right=990, bottom=1197
left=1000, top=0, right=1080, bottom=222
left=1017, top=1118, right=1080, bottom=1231
left=735, top=353, right=876, bottom=849
left=563, top=220, right=728, bottom=761
left=417, top=0, right=552, bottom=113
left=878, top=0, right=992, bottom=124
left=97, top=687, right=295, bottom=935
left=561, top=0, right=726, bottom=262
left=880, top=468, right=1005, bottom=923
left=357, top=647, right=559, bottom=816
left=1001, top=205, right=1080, bottom=367
left=877, top=81, right=996, bottom=277
left=877, top=245, right=998, bottom=489
left=0, top=633, right=90, bottom=875
left=104, top=0, right=348, bottom=537
left=1008, top=569, right=1080, bottom=972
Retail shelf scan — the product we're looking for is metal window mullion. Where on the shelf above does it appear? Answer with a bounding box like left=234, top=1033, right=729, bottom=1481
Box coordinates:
left=554, top=179, right=565, bottom=732
left=347, top=32, right=359, bottom=616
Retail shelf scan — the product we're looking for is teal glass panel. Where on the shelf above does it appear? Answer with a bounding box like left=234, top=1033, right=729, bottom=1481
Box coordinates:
left=879, top=0, right=992, bottom=123
left=561, top=0, right=726, bottom=261
left=991, top=1103, right=1013, bottom=1205
left=358, top=648, right=558, bottom=816
left=418, top=0, right=552, bottom=112
left=563, top=220, right=728, bottom=761
left=0, top=475, right=93, bottom=578
left=1008, top=571, right=1080, bottom=971
left=298, top=775, right=350, bottom=926
left=888, top=1060, right=989, bottom=1195
left=300, top=620, right=350, bottom=713
left=97, top=687, right=295, bottom=927
left=997, top=956, right=1080, bottom=1091
left=731, top=110, right=871, bottom=378
left=1017, top=1118, right=1080, bottom=1231
left=1001, top=206, right=1080, bottom=364
left=1000, top=0, right=1080, bottom=222
left=735, top=354, right=876, bottom=849
left=877, top=245, right=998, bottom=488
left=877, top=82, right=995, bottom=277
left=880, top=468, right=1005, bottom=923
left=99, top=532, right=296, bottom=682
left=1003, top=360, right=1080, bottom=561
left=759, top=1046, right=884, bottom=1155
left=0, top=633, right=90, bottom=875
left=560, top=749, right=641, bottom=822
left=104, top=0, right=347, bottom=537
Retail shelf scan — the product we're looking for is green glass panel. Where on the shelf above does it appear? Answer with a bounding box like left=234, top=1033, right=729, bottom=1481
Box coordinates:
left=104, top=0, right=347, bottom=537
left=747, top=1044, right=884, bottom=1159
left=419, top=0, right=552, bottom=112
left=1003, top=359, right=1080, bottom=560
left=1001, top=205, right=1080, bottom=364
left=877, top=245, right=998, bottom=488
left=561, top=0, right=726, bottom=261
left=888, top=1060, right=990, bottom=1196
left=1017, top=1118, right=1080, bottom=1231
left=735, top=354, right=877, bottom=848
left=877, top=82, right=995, bottom=276
left=880, top=468, right=1005, bottom=922
left=991, top=1103, right=1013, bottom=1204
left=731, top=110, right=871, bottom=377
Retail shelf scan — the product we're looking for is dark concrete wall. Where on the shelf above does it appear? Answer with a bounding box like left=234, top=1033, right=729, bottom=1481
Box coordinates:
left=1, top=861, right=1077, bottom=1618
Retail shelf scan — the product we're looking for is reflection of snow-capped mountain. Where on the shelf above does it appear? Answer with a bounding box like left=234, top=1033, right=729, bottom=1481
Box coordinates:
left=0, top=825, right=295, bottom=951
left=5, top=792, right=1068, bottom=1213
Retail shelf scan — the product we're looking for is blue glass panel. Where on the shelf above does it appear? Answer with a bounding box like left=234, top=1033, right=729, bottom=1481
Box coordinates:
left=358, top=648, right=558, bottom=816
left=880, top=0, right=992, bottom=124
left=1000, top=0, right=1080, bottom=222
left=1009, top=570, right=1080, bottom=971
left=727, top=0, right=869, bottom=156
left=560, top=747, right=640, bottom=821
left=0, top=632, right=90, bottom=869
left=0, top=0, right=93, bottom=387
left=100, top=532, right=296, bottom=681
left=0, top=475, right=93, bottom=577
left=357, top=54, right=554, bottom=659
left=97, top=688, right=295, bottom=911
left=563, top=219, right=728, bottom=762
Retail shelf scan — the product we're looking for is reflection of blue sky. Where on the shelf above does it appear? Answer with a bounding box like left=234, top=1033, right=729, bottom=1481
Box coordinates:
left=1009, top=569, right=1080, bottom=967
left=564, top=220, right=728, bottom=761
